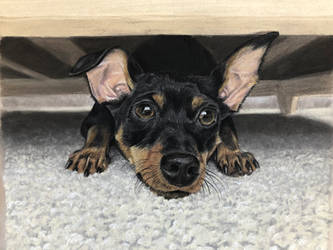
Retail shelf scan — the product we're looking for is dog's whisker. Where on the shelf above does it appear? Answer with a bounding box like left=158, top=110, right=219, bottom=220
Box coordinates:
left=200, top=179, right=208, bottom=197
left=134, top=176, right=146, bottom=195
left=206, top=169, right=226, bottom=191
left=134, top=180, right=143, bottom=195
left=206, top=168, right=225, bottom=185
left=203, top=179, right=211, bottom=195
left=205, top=178, right=222, bottom=201
left=205, top=177, right=220, bottom=194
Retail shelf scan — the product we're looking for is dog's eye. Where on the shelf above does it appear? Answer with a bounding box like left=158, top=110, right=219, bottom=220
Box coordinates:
left=135, top=103, right=155, bottom=119
left=198, top=109, right=217, bottom=126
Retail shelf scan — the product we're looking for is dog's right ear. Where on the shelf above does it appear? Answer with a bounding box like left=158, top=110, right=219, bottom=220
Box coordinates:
left=70, top=48, right=141, bottom=104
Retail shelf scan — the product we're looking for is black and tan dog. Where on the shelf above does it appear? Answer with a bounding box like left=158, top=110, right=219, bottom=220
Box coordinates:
left=65, top=32, right=278, bottom=198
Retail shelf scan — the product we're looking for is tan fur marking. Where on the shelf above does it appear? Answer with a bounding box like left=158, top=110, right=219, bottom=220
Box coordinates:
left=86, top=125, right=110, bottom=147
left=152, top=94, right=164, bottom=109
left=230, top=132, right=239, bottom=148
left=190, top=138, right=220, bottom=191
left=67, top=146, right=109, bottom=173
left=192, top=96, right=204, bottom=110
left=217, top=130, right=240, bottom=161
left=208, top=133, right=221, bottom=160
left=201, top=133, right=221, bottom=163
left=132, top=143, right=163, bottom=187
left=85, top=125, right=98, bottom=146
left=217, top=142, right=240, bottom=161
left=216, top=135, right=259, bottom=177
left=115, top=126, right=133, bottom=164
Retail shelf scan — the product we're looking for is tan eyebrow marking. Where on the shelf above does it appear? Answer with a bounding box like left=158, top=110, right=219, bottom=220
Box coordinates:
left=192, top=96, right=205, bottom=110
left=152, top=94, right=165, bottom=109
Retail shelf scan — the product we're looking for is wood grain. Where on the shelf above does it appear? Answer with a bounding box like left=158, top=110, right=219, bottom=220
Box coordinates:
left=263, top=36, right=319, bottom=67
left=1, top=0, right=333, bottom=17
left=0, top=58, right=50, bottom=80
left=2, top=78, right=89, bottom=96
left=1, top=16, right=333, bottom=37
left=251, top=71, right=333, bottom=96
left=28, top=38, right=86, bottom=66
left=1, top=0, right=332, bottom=36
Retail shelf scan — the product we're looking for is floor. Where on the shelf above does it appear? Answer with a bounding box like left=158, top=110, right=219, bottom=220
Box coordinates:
left=1, top=111, right=333, bottom=249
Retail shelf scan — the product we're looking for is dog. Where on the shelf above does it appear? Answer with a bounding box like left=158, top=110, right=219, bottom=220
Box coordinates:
left=65, top=32, right=278, bottom=198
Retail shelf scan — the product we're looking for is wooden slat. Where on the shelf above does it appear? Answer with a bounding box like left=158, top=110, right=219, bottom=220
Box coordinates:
left=250, top=71, right=333, bottom=97
left=0, top=58, right=49, bottom=80
left=262, top=37, right=333, bottom=80
left=28, top=38, right=86, bottom=66
left=1, top=0, right=333, bottom=17
left=0, top=0, right=332, bottom=36
left=1, top=66, right=32, bottom=79
left=1, top=16, right=333, bottom=37
left=263, top=36, right=319, bottom=67
left=253, top=71, right=333, bottom=114
left=2, top=71, right=332, bottom=98
left=1, top=0, right=332, bottom=36
left=1, top=38, right=73, bottom=79
left=2, top=77, right=89, bottom=96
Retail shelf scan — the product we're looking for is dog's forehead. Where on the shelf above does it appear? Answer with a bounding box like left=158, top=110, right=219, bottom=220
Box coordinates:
left=132, top=74, right=205, bottom=107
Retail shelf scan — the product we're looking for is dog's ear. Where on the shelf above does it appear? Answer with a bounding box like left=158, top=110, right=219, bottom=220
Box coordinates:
left=214, top=32, right=278, bottom=111
left=70, top=48, right=136, bottom=103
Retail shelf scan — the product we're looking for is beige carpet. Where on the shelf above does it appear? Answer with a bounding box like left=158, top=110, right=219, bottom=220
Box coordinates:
left=2, top=111, right=333, bottom=249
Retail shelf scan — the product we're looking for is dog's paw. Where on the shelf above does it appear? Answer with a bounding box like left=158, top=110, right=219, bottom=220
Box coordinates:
left=65, top=147, right=110, bottom=177
left=217, top=149, right=259, bottom=177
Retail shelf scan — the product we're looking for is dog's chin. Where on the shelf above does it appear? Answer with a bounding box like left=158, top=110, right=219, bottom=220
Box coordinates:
left=136, top=173, right=191, bottom=199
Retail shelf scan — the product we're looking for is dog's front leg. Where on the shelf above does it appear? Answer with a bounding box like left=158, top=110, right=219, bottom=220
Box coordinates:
left=215, top=116, right=260, bottom=177
left=65, top=103, right=114, bottom=176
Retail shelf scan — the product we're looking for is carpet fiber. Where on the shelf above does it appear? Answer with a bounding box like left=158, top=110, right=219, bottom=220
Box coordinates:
left=2, top=112, right=333, bottom=249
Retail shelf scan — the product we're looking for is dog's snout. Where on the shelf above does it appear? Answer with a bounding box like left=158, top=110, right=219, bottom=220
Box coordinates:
left=160, top=154, right=199, bottom=187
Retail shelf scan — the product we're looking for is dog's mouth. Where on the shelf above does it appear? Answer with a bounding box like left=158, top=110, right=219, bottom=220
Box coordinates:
left=136, top=173, right=191, bottom=199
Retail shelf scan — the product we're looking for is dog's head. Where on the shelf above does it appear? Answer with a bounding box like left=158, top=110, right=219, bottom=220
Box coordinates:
left=71, top=33, right=278, bottom=198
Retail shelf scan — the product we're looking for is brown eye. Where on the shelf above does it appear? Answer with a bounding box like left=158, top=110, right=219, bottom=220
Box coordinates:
left=135, top=103, right=155, bottom=119
left=198, top=109, right=217, bottom=126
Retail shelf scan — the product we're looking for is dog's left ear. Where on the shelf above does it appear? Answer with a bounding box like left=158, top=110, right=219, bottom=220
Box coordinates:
left=70, top=48, right=136, bottom=103
left=214, top=32, right=279, bottom=111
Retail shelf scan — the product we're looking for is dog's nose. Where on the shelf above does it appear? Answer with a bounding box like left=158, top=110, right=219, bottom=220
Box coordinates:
left=160, top=154, right=200, bottom=187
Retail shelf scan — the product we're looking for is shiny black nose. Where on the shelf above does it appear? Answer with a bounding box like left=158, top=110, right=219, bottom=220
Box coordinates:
left=160, top=154, right=200, bottom=187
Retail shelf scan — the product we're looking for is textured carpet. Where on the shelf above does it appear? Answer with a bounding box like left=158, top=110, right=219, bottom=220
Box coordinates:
left=2, top=112, right=333, bottom=249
